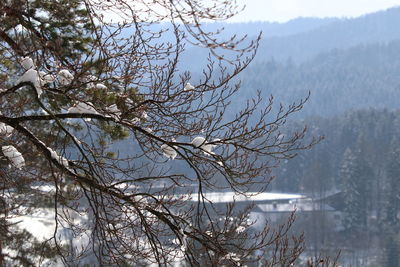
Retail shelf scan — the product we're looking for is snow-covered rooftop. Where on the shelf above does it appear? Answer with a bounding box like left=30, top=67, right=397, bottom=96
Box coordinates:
left=257, top=202, right=336, bottom=213
left=184, top=192, right=306, bottom=203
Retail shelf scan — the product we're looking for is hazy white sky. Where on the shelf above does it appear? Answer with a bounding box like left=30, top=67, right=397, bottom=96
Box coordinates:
left=229, top=0, right=400, bottom=22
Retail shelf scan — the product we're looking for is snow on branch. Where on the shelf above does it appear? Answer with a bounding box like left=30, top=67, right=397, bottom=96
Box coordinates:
left=47, top=147, right=69, bottom=168
left=58, top=69, right=74, bottom=85
left=68, top=102, right=99, bottom=115
left=191, top=136, right=220, bottom=155
left=2, top=145, right=25, bottom=169
left=17, top=69, right=43, bottom=97
left=0, top=122, right=14, bottom=136
left=161, top=143, right=178, bottom=160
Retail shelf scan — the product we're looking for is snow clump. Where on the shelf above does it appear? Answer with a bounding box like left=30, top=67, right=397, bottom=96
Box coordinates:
left=0, top=123, right=14, bottom=136
left=2, top=145, right=25, bottom=169
left=191, top=136, right=219, bottom=155
left=20, top=57, right=34, bottom=70
left=161, top=142, right=177, bottom=160
left=17, top=69, right=42, bottom=97
left=68, top=102, right=98, bottom=115
left=58, top=69, right=74, bottom=85
left=184, top=83, right=195, bottom=91
left=95, top=83, right=107, bottom=90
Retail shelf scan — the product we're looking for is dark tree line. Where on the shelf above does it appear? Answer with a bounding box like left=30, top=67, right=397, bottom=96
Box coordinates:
left=274, top=109, right=400, bottom=265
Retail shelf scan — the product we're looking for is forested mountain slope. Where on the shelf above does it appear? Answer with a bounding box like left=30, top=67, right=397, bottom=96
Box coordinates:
left=199, top=17, right=338, bottom=39
left=237, top=40, right=400, bottom=118
left=255, top=7, right=400, bottom=63
left=181, top=7, right=400, bottom=71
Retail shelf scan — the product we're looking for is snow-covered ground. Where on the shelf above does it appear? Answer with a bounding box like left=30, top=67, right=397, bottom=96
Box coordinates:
left=8, top=208, right=56, bottom=241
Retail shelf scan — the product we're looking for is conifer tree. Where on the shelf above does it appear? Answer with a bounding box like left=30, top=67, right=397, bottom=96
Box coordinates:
left=384, top=138, right=400, bottom=228
left=340, top=147, right=372, bottom=231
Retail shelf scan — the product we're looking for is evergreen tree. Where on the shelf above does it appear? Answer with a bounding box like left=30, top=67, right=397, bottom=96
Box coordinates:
left=340, top=148, right=359, bottom=230
left=340, top=147, right=372, bottom=231
left=384, top=138, right=400, bottom=228
left=1, top=1, right=94, bottom=264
